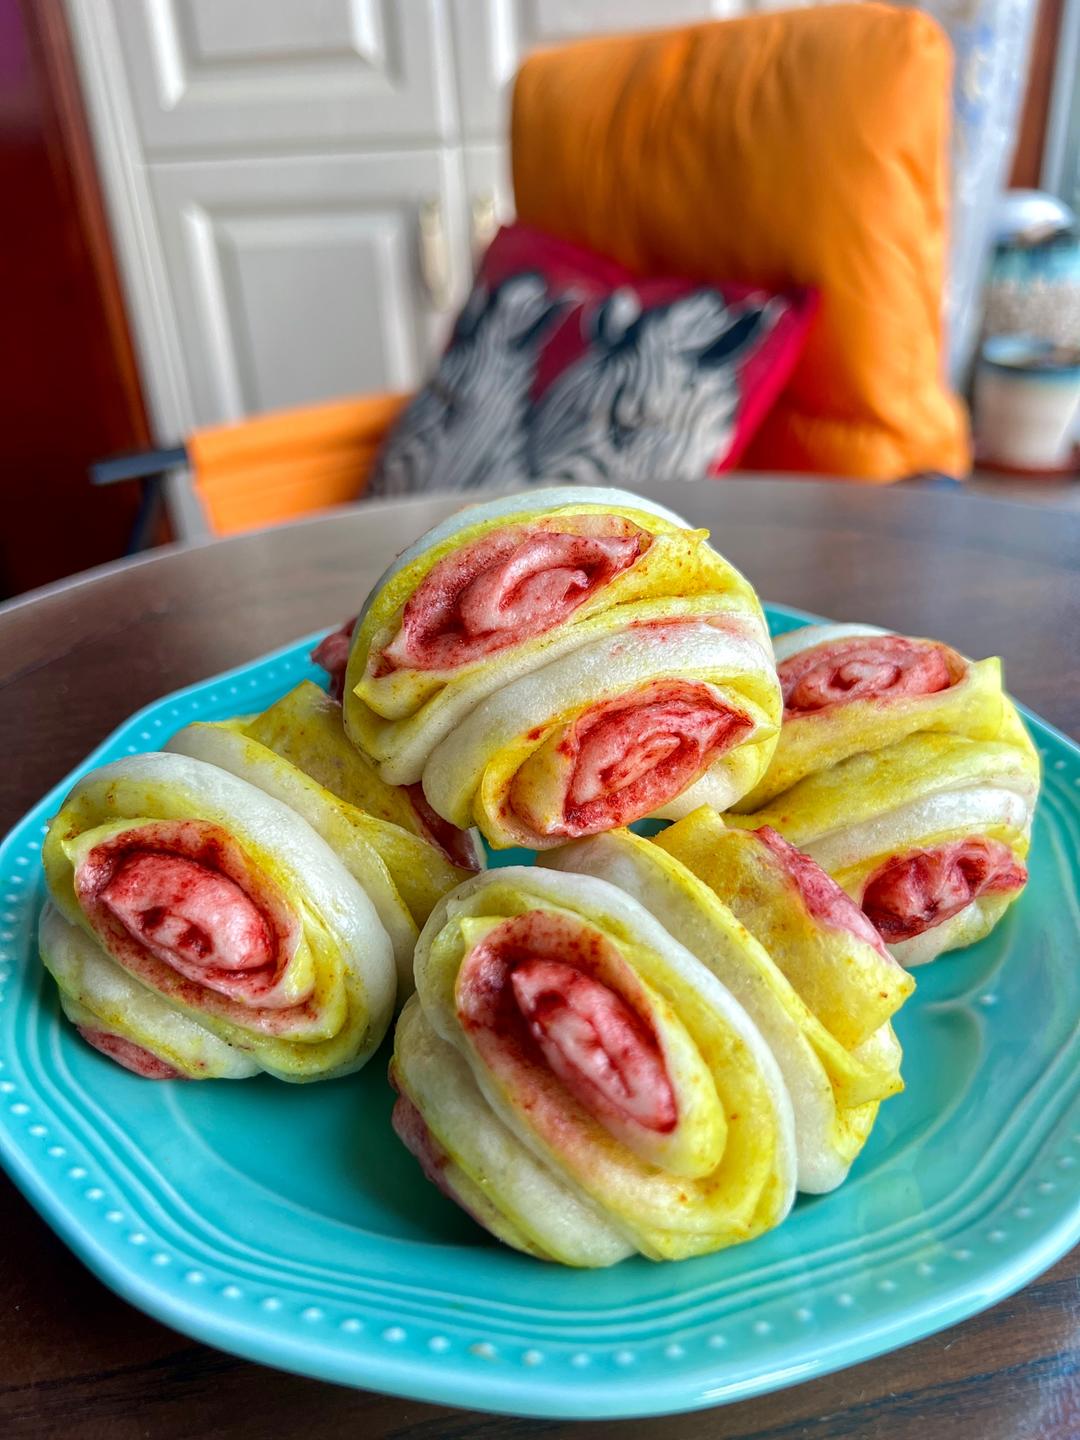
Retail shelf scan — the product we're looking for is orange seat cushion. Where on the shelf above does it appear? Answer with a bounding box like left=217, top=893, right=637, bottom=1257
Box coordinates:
left=188, top=393, right=408, bottom=536
left=511, top=4, right=971, bottom=481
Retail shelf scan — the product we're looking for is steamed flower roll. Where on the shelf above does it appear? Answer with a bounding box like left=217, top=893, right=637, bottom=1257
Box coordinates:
left=391, top=867, right=796, bottom=1264
left=343, top=487, right=782, bottom=849
left=544, top=814, right=913, bottom=1193
left=168, top=685, right=478, bottom=993
left=41, top=753, right=396, bottom=1080
left=255, top=677, right=483, bottom=872
left=733, top=722, right=1038, bottom=966
left=734, top=623, right=1007, bottom=812
left=730, top=623, right=1039, bottom=965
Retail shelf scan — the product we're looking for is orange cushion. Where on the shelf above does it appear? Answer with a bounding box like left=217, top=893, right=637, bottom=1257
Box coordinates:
left=511, top=4, right=971, bottom=481
left=189, top=393, right=409, bottom=536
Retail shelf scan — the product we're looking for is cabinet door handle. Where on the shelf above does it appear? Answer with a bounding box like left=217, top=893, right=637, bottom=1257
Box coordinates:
left=418, top=197, right=453, bottom=312
left=471, top=191, right=499, bottom=258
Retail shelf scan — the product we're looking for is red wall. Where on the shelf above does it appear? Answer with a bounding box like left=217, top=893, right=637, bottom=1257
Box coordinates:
left=0, top=0, right=151, bottom=597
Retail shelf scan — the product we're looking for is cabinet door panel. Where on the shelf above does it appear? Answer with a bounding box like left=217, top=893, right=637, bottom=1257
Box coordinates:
left=110, top=0, right=455, bottom=153
left=149, top=151, right=466, bottom=425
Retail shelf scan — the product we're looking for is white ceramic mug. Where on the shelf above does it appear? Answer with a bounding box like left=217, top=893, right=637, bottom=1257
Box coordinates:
left=974, top=336, right=1080, bottom=472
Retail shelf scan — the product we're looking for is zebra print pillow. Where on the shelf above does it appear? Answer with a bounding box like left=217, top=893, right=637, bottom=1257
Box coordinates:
left=368, top=225, right=815, bottom=498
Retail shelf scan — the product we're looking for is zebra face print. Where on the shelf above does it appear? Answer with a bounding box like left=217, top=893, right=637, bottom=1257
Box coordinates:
left=368, top=224, right=812, bottom=499
left=524, top=289, right=781, bottom=487
left=369, top=273, right=569, bottom=499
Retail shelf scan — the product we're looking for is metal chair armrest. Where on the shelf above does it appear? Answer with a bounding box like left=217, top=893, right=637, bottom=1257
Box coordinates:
left=89, top=446, right=188, bottom=487
left=89, top=446, right=189, bottom=554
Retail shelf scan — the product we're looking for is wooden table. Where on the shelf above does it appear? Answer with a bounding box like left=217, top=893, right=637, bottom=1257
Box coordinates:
left=1, top=480, right=1077, bottom=1440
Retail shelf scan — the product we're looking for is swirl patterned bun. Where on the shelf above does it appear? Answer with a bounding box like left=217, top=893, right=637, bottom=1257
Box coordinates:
left=40, top=752, right=397, bottom=1081
left=391, top=866, right=797, bottom=1265
left=168, top=683, right=480, bottom=994
left=729, top=624, right=1040, bottom=966
left=544, top=817, right=913, bottom=1194
left=342, top=487, right=782, bottom=849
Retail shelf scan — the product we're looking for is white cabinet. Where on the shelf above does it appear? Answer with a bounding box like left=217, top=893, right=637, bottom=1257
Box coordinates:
left=66, top=0, right=743, bottom=449
left=148, top=151, right=466, bottom=424
left=463, top=143, right=515, bottom=264
left=110, top=0, right=456, bottom=152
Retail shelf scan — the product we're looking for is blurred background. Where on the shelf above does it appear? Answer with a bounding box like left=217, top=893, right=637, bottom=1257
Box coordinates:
left=1, top=0, right=1078, bottom=598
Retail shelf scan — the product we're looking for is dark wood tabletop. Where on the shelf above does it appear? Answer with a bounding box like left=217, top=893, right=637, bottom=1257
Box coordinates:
left=1, top=480, right=1078, bottom=1440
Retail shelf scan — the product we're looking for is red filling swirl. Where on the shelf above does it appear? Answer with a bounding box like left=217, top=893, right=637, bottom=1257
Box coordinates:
left=310, top=616, right=356, bottom=702
left=779, top=635, right=961, bottom=715
left=389, top=1081, right=454, bottom=1195
left=76, top=1027, right=185, bottom=1080
left=388, top=1082, right=497, bottom=1233
left=100, top=851, right=274, bottom=983
left=511, top=680, right=751, bottom=840
left=381, top=517, right=650, bottom=672
left=404, top=783, right=483, bottom=872
left=456, top=910, right=677, bottom=1137
left=75, top=820, right=309, bottom=1032
left=309, top=623, right=483, bottom=870
left=861, top=838, right=1028, bottom=942
left=755, top=827, right=892, bottom=959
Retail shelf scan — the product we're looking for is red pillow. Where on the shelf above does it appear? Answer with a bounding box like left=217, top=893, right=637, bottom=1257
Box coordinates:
left=369, top=224, right=815, bottom=497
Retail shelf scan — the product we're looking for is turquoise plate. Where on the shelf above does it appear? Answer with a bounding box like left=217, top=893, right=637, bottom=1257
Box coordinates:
left=1, top=604, right=1078, bottom=1420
